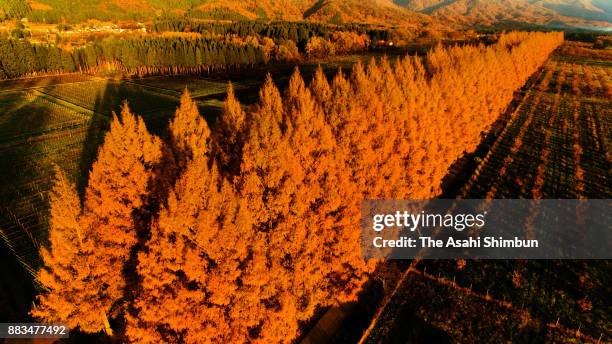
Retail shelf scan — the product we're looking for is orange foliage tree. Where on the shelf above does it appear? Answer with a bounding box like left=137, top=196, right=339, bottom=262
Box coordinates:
left=126, top=89, right=251, bottom=342
left=168, top=89, right=211, bottom=170
left=213, top=83, right=248, bottom=177
left=283, top=68, right=369, bottom=303
left=33, top=31, right=563, bottom=343
left=126, top=157, right=251, bottom=343
left=31, top=166, right=111, bottom=334
left=80, top=103, right=163, bottom=331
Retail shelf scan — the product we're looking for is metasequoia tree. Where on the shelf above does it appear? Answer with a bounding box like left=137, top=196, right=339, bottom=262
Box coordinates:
left=236, top=75, right=305, bottom=342
left=81, top=103, right=163, bottom=327
left=169, top=89, right=211, bottom=170
left=32, top=31, right=564, bottom=343
left=309, top=65, right=332, bottom=107
left=213, top=82, right=248, bottom=177
left=238, top=74, right=300, bottom=228
left=284, top=68, right=369, bottom=304
left=31, top=166, right=111, bottom=334
left=126, top=156, right=252, bottom=343
left=127, top=86, right=251, bottom=343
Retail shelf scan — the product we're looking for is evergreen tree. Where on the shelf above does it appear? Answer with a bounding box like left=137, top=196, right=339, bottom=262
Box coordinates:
left=237, top=74, right=304, bottom=342
left=309, top=65, right=331, bottom=109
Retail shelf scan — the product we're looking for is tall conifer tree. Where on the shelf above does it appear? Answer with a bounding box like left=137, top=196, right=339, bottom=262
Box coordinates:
left=82, top=103, right=162, bottom=329
left=213, top=82, right=248, bottom=176
left=31, top=166, right=111, bottom=334
left=169, top=89, right=211, bottom=170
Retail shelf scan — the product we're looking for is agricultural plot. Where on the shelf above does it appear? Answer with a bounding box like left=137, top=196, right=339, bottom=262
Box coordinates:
left=0, top=114, right=108, bottom=275
left=0, top=129, right=98, bottom=263
left=38, top=80, right=180, bottom=135
left=0, top=74, right=94, bottom=93
left=363, top=45, right=611, bottom=343
left=128, top=76, right=240, bottom=98
left=462, top=52, right=611, bottom=199
left=0, top=91, right=91, bottom=143
left=365, top=264, right=609, bottom=343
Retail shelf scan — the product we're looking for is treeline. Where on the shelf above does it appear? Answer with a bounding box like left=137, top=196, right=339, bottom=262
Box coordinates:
left=305, top=31, right=370, bottom=58
left=32, top=31, right=563, bottom=343
left=152, top=19, right=389, bottom=48
left=0, top=28, right=372, bottom=80
left=0, top=37, right=264, bottom=79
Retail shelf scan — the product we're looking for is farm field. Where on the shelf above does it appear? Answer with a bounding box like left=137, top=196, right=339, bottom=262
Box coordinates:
left=128, top=76, right=244, bottom=98
left=0, top=53, right=384, bottom=322
left=361, top=44, right=611, bottom=343
left=462, top=51, right=611, bottom=199
left=0, top=74, right=94, bottom=93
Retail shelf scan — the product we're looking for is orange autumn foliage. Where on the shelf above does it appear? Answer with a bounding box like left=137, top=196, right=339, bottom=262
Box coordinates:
left=235, top=76, right=305, bottom=341
left=283, top=68, right=368, bottom=303
left=31, top=166, right=108, bottom=333
left=81, top=103, right=163, bottom=326
left=126, top=157, right=252, bottom=343
left=169, top=89, right=211, bottom=169
left=32, top=31, right=563, bottom=343
left=213, top=82, right=248, bottom=177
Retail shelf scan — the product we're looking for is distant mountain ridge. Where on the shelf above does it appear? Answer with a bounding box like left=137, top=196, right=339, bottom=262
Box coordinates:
left=0, top=0, right=609, bottom=29
left=396, top=0, right=611, bottom=27
left=2, top=0, right=427, bottom=27
left=192, top=0, right=430, bottom=26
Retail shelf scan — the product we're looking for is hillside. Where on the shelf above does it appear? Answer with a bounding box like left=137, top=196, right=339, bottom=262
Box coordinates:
left=302, top=0, right=429, bottom=27
left=533, top=0, right=612, bottom=22
left=2, top=0, right=610, bottom=29
left=396, top=0, right=612, bottom=28
left=0, top=0, right=428, bottom=27
left=191, top=0, right=429, bottom=26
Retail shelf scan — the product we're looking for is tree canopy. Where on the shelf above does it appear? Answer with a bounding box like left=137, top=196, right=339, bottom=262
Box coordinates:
left=33, top=31, right=564, bottom=343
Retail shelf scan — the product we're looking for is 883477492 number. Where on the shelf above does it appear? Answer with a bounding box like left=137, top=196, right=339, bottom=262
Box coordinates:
left=0, top=323, right=69, bottom=338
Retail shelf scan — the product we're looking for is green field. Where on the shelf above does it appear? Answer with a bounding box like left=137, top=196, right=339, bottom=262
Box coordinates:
left=0, top=91, right=90, bottom=143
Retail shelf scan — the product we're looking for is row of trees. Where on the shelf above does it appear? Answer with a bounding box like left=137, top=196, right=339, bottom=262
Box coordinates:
left=305, top=31, right=370, bottom=58
left=0, top=36, right=265, bottom=79
left=152, top=19, right=389, bottom=49
left=0, top=29, right=371, bottom=79
left=32, top=31, right=563, bottom=343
